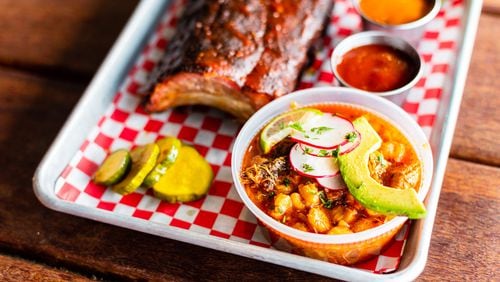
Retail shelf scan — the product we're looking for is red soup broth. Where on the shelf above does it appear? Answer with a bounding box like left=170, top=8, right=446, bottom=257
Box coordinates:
left=336, top=44, right=417, bottom=92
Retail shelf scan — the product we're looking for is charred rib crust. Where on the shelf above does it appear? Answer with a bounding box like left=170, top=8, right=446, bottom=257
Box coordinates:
left=145, top=0, right=332, bottom=120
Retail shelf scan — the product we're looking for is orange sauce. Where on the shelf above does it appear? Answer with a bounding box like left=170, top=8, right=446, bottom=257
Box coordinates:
left=360, top=0, right=432, bottom=25
left=336, top=44, right=417, bottom=92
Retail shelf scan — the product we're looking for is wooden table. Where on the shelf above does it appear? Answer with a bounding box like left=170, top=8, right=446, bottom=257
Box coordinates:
left=0, top=1, right=498, bottom=281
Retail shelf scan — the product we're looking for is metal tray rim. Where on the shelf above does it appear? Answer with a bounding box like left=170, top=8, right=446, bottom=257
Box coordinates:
left=32, top=0, right=483, bottom=280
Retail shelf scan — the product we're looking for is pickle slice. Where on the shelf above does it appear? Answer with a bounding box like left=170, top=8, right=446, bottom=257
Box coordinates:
left=143, top=137, right=182, bottom=187
left=93, top=149, right=131, bottom=186
left=112, top=143, right=159, bottom=195
left=153, top=146, right=213, bottom=203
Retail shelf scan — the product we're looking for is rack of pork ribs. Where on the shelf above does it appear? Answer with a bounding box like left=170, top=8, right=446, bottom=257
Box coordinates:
left=143, top=0, right=332, bottom=120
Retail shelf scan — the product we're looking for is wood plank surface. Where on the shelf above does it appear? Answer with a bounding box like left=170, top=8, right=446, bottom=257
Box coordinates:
left=419, top=159, right=500, bottom=281
left=0, top=0, right=138, bottom=78
left=0, top=254, right=90, bottom=282
left=0, top=0, right=498, bottom=281
left=450, top=13, right=500, bottom=167
left=483, top=0, right=500, bottom=14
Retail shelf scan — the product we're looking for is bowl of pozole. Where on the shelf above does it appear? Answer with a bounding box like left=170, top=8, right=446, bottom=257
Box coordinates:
left=231, top=87, right=433, bottom=265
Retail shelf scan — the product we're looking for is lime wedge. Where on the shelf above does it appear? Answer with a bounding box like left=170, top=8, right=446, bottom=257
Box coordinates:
left=259, top=107, right=323, bottom=153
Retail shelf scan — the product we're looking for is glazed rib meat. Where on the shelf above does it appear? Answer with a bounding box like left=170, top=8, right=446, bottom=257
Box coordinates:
left=143, top=0, right=332, bottom=120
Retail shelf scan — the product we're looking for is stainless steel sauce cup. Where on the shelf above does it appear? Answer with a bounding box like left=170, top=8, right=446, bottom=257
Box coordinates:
left=351, top=0, right=441, bottom=46
left=331, top=31, right=423, bottom=105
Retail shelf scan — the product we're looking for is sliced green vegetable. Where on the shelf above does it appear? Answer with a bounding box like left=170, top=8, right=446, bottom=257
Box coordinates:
left=338, top=117, right=426, bottom=219
left=143, top=137, right=182, bottom=187
left=153, top=145, right=213, bottom=203
left=112, top=143, right=159, bottom=195
left=93, top=149, right=131, bottom=186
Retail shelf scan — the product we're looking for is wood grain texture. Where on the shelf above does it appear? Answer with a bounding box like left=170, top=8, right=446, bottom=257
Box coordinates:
left=0, top=254, right=90, bottom=282
left=419, top=159, right=500, bottom=281
left=450, top=13, right=500, bottom=166
left=0, top=68, right=83, bottom=162
left=483, top=0, right=500, bottom=14
left=0, top=1, right=498, bottom=281
left=0, top=0, right=138, bottom=77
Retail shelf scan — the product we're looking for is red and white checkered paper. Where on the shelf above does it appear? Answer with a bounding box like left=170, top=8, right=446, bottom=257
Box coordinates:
left=55, top=0, right=465, bottom=274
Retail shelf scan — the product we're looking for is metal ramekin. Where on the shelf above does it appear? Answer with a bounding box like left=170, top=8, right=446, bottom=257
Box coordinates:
left=351, top=0, right=441, bottom=46
left=331, top=31, right=423, bottom=105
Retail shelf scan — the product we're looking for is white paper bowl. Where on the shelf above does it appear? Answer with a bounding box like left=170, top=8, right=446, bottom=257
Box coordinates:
left=231, top=87, right=433, bottom=264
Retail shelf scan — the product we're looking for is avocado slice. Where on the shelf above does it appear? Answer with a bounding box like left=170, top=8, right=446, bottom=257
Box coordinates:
left=338, top=117, right=426, bottom=219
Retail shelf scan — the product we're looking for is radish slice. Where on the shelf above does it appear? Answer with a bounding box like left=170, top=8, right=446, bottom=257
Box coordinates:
left=339, top=130, right=361, bottom=155
left=317, top=174, right=347, bottom=190
left=299, top=143, right=337, bottom=157
left=290, top=114, right=355, bottom=149
left=289, top=144, right=339, bottom=178
left=300, top=130, right=361, bottom=157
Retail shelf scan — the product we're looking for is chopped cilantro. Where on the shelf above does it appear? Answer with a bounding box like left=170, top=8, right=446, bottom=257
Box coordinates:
left=377, top=154, right=388, bottom=167
left=302, top=163, right=314, bottom=173
left=303, top=147, right=312, bottom=155
left=283, top=178, right=290, bottom=187
left=331, top=147, right=340, bottom=158
left=345, top=131, right=357, bottom=142
left=318, top=149, right=330, bottom=157
left=289, top=122, right=305, bottom=133
left=318, top=191, right=333, bottom=209
left=310, top=126, right=333, bottom=135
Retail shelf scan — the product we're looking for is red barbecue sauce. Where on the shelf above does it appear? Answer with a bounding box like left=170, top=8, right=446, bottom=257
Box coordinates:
left=336, top=44, right=417, bottom=92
